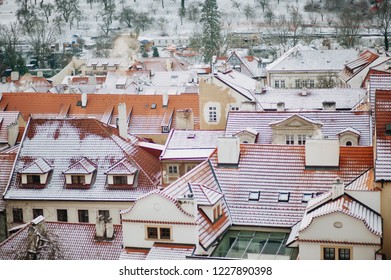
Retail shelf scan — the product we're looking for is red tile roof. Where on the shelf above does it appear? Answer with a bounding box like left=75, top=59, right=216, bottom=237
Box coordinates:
left=375, top=89, right=391, bottom=180
left=0, top=221, right=123, bottom=260
left=0, top=92, right=199, bottom=133
left=209, top=144, right=373, bottom=228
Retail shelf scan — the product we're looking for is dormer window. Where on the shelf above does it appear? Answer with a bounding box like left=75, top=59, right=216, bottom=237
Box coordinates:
left=19, top=158, right=52, bottom=189
left=337, top=127, right=360, bottom=146
left=63, top=157, right=96, bottom=189
left=213, top=203, right=222, bottom=222
left=105, top=158, right=138, bottom=189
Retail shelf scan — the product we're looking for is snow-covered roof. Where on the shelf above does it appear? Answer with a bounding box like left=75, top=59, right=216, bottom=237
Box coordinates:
left=0, top=111, right=21, bottom=144
left=226, top=111, right=371, bottom=146
left=19, top=158, right=53, bottom=174
left=4, top=118, right=161, bottom=202
left=214, top=70, right=257, bottom=101
left=145, top=243, right=195, bottom=260
left=0, top=146, right=18, bottom=211
left=267, top=46, right=359, bottom=72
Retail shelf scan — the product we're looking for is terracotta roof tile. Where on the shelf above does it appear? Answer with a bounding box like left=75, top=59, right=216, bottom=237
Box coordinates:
left=0, top=221, right=123, bottom=260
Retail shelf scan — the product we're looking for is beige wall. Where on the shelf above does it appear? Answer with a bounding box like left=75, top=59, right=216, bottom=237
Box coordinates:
left=161, top=160, right=200, bottom=186
left=5, top=200, right=133, bottom=229
left=199, top=77, right=252, bottom=130
left=381, top=181, right=391, bottom=259
left=267, top=71, right=340, bottom=88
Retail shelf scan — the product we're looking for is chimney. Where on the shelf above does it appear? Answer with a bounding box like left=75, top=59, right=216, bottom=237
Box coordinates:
left=217, top=135, right=240, bottom=165
left=175, top=109, right=194, bottom=130
left=105, top=217, right=114, bottom=239
left=11, top=71, right=19, bottom=81
left=27, top=216, right=47, bottom=259
left=95, top=215, right=106, bottom=239
left=177, top=183, right=197, bottom=216
left=277, top=102, right=285, bottom=111
left=166, top=59, right=173, bottom=71
left=117, top=103, right=128, bottom=140
left=37, top=71, right=43, bottom=78
left=81, top=92, right=88, bottom=108
left=1, top=77, right=6, bottom=84
left=305, top=139, right=340, bottom=168
left=331, top=178, right=344, bottom=200
left=88, top=75, right=97, bottom=85
left=322, top=101, right=336, bottom=111
left=162, top=91, right=169, bottom=107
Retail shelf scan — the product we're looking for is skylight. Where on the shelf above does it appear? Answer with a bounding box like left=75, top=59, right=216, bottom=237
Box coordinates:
left=278, top=192, right=290, bottom=202
left=302, top=193, right=314, bottom=203
left=187, top=133, right=196, bottom=139
left=249, top=191, right=260, bottom=201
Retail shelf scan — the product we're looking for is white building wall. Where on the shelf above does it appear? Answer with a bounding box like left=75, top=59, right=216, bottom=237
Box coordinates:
left=346, top=191, right=381, bottom=213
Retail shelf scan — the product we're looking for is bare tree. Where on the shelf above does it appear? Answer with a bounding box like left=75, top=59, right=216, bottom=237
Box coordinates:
left=38, top=3, right=54, bottom=24
left=55, top=0, right=80, bottom=23
left=373, top=0, right=391, bottom=51
left=0, top=23, right=27, bottom=75
left=16, top=3, right=38, bottom=34
left=255, top=0, right=268, bottom=12
left=243, top=4, right=255, bottom=22
left=334, top=6, right=361, bottom=48
left=289, top=6, right=304, bottom=46
left=187, top=2, right=201, bottom=22
left=25, top=20, right=58, bottom=68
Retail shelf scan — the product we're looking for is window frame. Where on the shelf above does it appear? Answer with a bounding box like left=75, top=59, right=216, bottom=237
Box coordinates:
left=278, top=192, right=290, bottom=202
left=298, top=134, right=307, bottom=145
left=32, top=208, right=44, bottom=219
left=27, top=174, right=41, bottom=184
left=113, top=175, right=128, bottom=185
left=167, top=165, right=179, bottom=175
left=208, top=106, right=217, bottom=122
left=57, top=209, right=68, bottom=222
left=322, top=246, right=352, bottom=260
left=285, top=135, right=295, bottom=145
left=146, top=226, right=172, bottom=241
left=71, top=175, right=85, bottom=185
left=78, top=209, right=89, bottom=223
left=98, top=210, right=110, bottom=220
left=12, top=208, right=24, bottom=223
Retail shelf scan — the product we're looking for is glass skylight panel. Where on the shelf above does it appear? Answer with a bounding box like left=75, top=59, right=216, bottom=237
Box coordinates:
left=249, top=191, right=260, bottom=201
left=302, top=193, right=313, bottom=203
left=278, top=192, right=290, bottom=202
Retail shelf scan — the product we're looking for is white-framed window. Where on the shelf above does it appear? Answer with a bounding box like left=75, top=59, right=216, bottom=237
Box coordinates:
left=213, top=204, right=222, bottom=222
left=285, top=135, right=294, bottom=145
left=323, top=247, right=351, bottom=260
left=308, top=80, right=315, bottom=88
left=298, top=135, right=306, bottom=145
left=295, top=79, right=301, bottom=88
left=71, top=175, right=85, bottom=184
left=249, top=191, right=260, bottom=201
left=27, top=175, right=41, bottom=184
left=280, top=80, right=285, bottom=88
left=274, top=80, right=280, bottom=88
left=168, top=165, right=178, bottom=175
left=302, top=193, right=313, bottom=203
left=230, top=106, right=239, bottom=111
left=209, top=107, right=217, bottom=122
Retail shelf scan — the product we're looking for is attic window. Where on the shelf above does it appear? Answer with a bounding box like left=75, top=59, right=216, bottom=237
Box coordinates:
left=386, top=124, right=391, bottom=135
left=249, top=191, right=260, bottom=201
left=151, top=103, right=157, bottom=109
left=302, top=193, right=314, bottom=203
left=278, top=192, right=290, bottom=202
left=187, top=133, right=196, bottom=139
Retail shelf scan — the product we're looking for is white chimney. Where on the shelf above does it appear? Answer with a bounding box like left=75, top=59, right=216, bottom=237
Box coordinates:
left=11, top=71, right=19, bottom=81
left=217, top=135, right=240, bottom=165
left=331, top=178, right=344, bottom=200
left=95, top=215, right=106, bottom=239
left=166, top=59, right=173, bottom=71
left=175, top=109, right=194, bottom=130
left=88, top=75, right=97, bottom=85
left=37, top=71, right=43, bottom=78
left=81, top=92, right=88, bottom=108
left=105, top=217, right=114, bottom=239
left=118, top=103, right=128, bottom=140
left=305, top=139, right=340, bottom=168
left=277, top=102, right=285, bottom=111
left=162, top=91, right=169, bottom=107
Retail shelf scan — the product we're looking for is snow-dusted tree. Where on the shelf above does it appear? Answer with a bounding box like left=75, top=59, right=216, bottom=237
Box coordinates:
left=54, top=0, right=80, bottom=23
left=0, top=23, right=27, bottom=75
left=178, top=6, right=186, bottom=25
left=289, top=7, right=304, bottom=46
left=98, top=0, right=116, bottom=23
left=334, top=6, right=361, bottom=48
left=264, top=5, right=275, bottom=25
left=25, top=20, right=58, bottom=68
left=117, top=7, right=136, bottom=28
left=152, top=46, right=160, bottom=57
left=38, top=3, right=54, bottom=24
left=243, top=4, right=255, bottom=22
left=373, top=0, right=391, bottom=51
left=200, top=0, right=221, bottom=64
left=255, top=0, right=268, bottom=12
left=187, top=2, right=201, bottom=22
left=16, top=3, right=37, bottom=34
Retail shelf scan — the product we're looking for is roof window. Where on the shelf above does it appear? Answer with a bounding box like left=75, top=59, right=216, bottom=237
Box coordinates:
left=151, top=103, right=157, bottom=109
left=249, top=191, right=260, bottom=201
left=386, top=124, right=391, bottom=135
left=187, top=133, right=196, bottom=139
left=302, top=193, right=314, bottom=203
left=278, top=192, right=290, bottom=202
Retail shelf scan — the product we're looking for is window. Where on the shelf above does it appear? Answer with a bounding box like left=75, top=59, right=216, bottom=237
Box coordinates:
left=162, top=126, right=170, bottom=133
left=168, top=165, right=178, bottom=175
left=274, top=80, right=280, bottom=88
left=71, top=175, right=85, bottom=184
left=92, top=65, right=97, bottom=70
left=308, top=80, right=315, bottom=88
left=185, top=164, right=196, bottom=173
left=213, top=204, right=222, bottom=221
left=146, top=226, right=171, bottom=240
left=230, top=106, right=239, bottom=111
left=147, top=227, right=158, bottom=239
left=338, top=248, right=351, bottom=260
left=295, top=79, right=301, bottom=88
left=345, top=141, right=352, bottom=146
left=113, top=175, right=127, bottom=185
left=57, top=209, right=68, bottom=222
left=278, top=192, right=290, bottom=202
left=285, top=135, right=294, bottom=145
left=323, top=247, right=351, bottom=260
left=280, top=80, right=285, bottom=88
left=98, top=210, right=110, bottom=220
left=209, top=107, right=217, bottom=122
left=27, top=175, right=41, bottom=184
left=323, top=248, right=335, bottom=260
left=249, top=191, right=260, bottom=201
left=13, top=208, right=23, bottom=223
left=298, top=135, right=306, bottom=145
left=33, top=209, right=43, bottom=219
left=302, top=193, right=313, bottom=203
left=160, top=228, right=171, bottom=240
left=78, top=210, right=89, bottom=223
left=103, top=65, right=107, bottom=70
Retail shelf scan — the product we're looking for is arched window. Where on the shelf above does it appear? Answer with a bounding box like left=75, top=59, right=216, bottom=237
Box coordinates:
left=345, top=141, right=352, bottom=146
